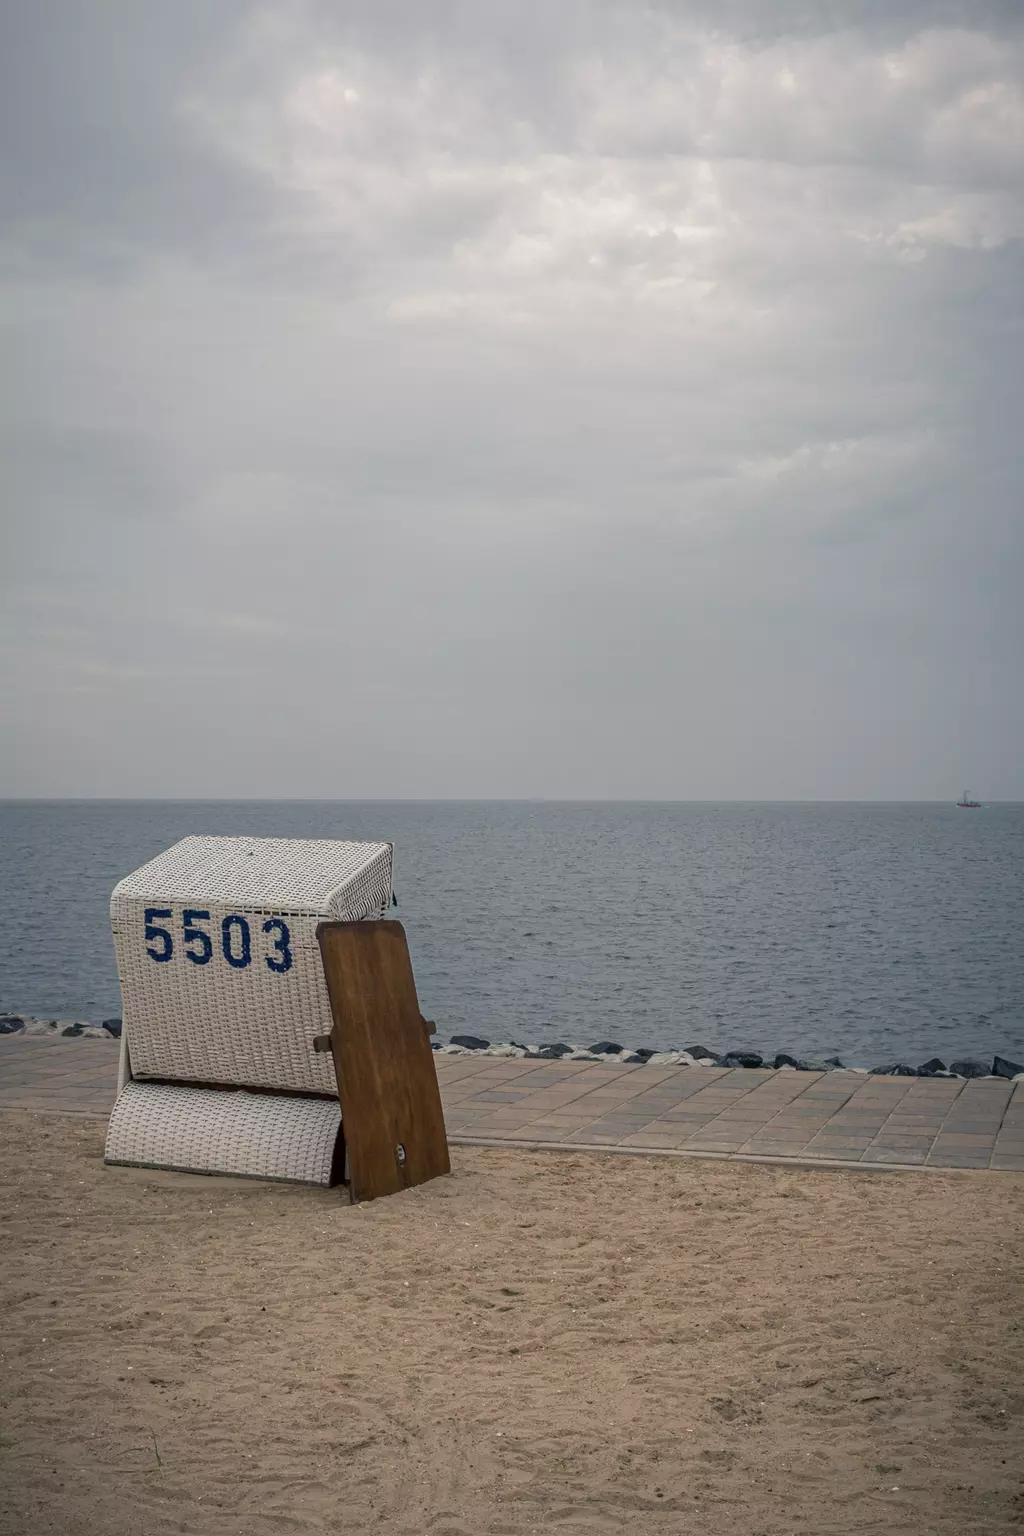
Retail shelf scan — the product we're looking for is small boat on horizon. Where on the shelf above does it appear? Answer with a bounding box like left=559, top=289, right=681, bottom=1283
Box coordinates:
left=956, top=789, right=982, bottom=808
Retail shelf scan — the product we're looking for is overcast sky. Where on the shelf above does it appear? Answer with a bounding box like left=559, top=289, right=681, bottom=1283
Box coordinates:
left=2, top=1, right=1022, bottom=798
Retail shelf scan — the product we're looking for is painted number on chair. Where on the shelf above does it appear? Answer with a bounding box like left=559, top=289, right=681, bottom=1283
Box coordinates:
left=143, top=908, right=293, bottom=973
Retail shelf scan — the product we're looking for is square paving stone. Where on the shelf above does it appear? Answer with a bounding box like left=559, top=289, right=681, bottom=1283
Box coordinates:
left=521, top=1112, right=592, bottom=1124
left=469, top=1108, right=542, bottom=1126
left=586, top=1122, right=656, bottom=1138
left=464, top=1120, right=536, bottom=1137
left=685, top=1094, right=751, bottom=1107
left=523, top=1113, right=593, bottom=1127
left=871, top=1130, right=941, bottom=1145
left=629, top=1112, right=693, bottom=1124
left=706, top=1124, right=776, bottom=1136
left=817, top=1116, right=888, bottom=1129
left=766, top=1112, right=831, bottom=1126
left=736, top=1142, right=816, bottom=1155
left=789, top=1105, right=852, bottom=1116
left=516, top=1123, right=580, bottom=1140
left=619, top=1133, right=692, bottom=1148
left=570, top=1130, right=643, bottom=1145
left=883, top=1111, right=948, bottom=1123
left=761, top=1127, right=829, bottom=1140
left=741, top=1123, right=813, bottom=1137
left=579, top=1090, right=649, bottom=1104
left=743, top=1142, right=824, bottom=1158
left=742, top=1143, right=816, bottom=1158
left=680, top=1137, right=748, bottom=1150
left=926, top=1149, right=994, bottom=1168
left=941, top=1120, right=1006, bottom=1133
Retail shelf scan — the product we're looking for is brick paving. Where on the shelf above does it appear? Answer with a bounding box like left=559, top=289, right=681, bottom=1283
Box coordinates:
left=2, top=1038, right=1021, bottom=1171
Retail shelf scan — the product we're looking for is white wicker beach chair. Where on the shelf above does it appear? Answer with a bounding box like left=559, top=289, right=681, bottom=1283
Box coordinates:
left=104, top=835, right=393, bottom=1185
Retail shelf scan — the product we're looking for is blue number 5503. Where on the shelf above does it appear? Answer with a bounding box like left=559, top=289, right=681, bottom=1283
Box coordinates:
left=143, top=909, right=293, bottom=973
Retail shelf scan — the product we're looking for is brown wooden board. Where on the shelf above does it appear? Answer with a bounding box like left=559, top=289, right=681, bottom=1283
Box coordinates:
left=315, top=921, right=450, bottom=1203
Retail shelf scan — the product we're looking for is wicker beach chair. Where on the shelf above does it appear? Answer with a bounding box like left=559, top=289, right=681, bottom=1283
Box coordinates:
left=104, top=835, right=393, bottom=1186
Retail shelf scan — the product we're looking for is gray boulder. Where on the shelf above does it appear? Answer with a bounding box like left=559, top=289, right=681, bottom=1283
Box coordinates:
left=773, top=1053, right=830, bottom=1072
left=949, top=1058, right=990, bottom=1079
left=916, top=1057, right=947, bottom=1076
left=993, top=1055, right=1024, bottom=1080
left=450, top=1034, right=490, bottom=1051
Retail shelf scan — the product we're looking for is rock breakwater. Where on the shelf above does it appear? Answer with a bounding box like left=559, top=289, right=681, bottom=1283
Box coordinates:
left=3, top=1014, right=1021, bottom=1080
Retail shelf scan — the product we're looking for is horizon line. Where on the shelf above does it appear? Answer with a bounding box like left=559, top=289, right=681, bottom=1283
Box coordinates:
left=0, top=796, right=1018, bottom=807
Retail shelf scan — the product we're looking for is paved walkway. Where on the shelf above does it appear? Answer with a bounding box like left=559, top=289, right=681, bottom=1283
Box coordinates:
left=3, top=1038, right=1022, bottom=1171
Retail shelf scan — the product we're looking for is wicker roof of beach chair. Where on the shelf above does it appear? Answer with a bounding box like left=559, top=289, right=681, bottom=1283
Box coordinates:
left=111, top=833, right=393, bottom=916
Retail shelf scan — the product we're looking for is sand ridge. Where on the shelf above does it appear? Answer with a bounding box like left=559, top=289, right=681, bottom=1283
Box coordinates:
left=1, top=1111, right=1022, bottom=1534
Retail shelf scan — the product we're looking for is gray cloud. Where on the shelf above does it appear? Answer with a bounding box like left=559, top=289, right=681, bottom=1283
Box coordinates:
left=2, top=1, right=1022, bottom=797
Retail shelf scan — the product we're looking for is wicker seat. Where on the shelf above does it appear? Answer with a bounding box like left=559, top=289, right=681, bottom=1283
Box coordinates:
left=104, top=835, right=393, bottom=1184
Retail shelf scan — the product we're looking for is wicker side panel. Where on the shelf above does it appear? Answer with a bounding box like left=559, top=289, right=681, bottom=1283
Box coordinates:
left=104, top=1082, right=342, bottom=1185
left=113, top=906, right=336, bottom=1092
left=325, top=845, right=394, bottom=922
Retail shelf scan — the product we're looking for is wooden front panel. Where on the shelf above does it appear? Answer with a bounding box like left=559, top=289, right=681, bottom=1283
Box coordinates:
left=316, top=921, right=450, bottom=1202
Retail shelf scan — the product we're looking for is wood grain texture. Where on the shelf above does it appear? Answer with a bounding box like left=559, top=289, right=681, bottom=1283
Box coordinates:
left=316, top=921, right=450, bottom=1203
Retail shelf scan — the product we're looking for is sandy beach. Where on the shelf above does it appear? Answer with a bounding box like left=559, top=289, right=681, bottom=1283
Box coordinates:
left=1, top=1111, right=1021, bottom=1535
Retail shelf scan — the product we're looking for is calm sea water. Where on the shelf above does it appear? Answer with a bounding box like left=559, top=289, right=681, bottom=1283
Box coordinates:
left=1, top=800, right=1021, bottom=1066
